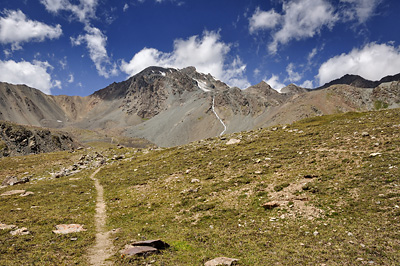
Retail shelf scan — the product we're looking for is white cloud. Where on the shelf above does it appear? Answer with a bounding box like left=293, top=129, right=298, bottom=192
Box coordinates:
left=72, top=25, right=117, bottom=78
left=68, top=74, right=74, bottom=83
left=40, top=0, right=98, bottom=23
left=265, top=75, right=286, bottom=91
left=121, top=31, right=250, bottom=88
left=340, top=0, right=382, bottom=23
left=308, top=47, right=318, bottom=61
left=249, top=0, right=338, bottom=54
left=249, top=8, right=281, bottom=33
left=318, top=42, right=400, bottom=85
left=286, top=63, right=302, bottom=82
left=0, top=59, right=57, bottom=94
left=123, top=3, right=129, bottom=12
left=0, top=9, right=62, bottom=50
left=300, top=80, right=313, bottom=88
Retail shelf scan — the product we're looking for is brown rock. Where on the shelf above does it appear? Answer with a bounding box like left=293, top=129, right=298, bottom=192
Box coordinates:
left=204, top=257, right=239, bottom=266
left=262, top=201, right=280, bottom=209
left=121, top=246, right=158, bottom=256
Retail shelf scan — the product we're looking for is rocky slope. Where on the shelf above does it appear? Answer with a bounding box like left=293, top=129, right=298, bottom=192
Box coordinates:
left=0, top=121, right=80, bottom=157
left=0, top=67, right=399, bottom=147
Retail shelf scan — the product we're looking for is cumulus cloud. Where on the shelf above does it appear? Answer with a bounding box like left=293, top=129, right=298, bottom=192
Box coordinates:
left=0, top=9, right=62, bottom=50
left=40, top=0, right=98, bottom=23
left=300, top=80, right=313, bottom=88
left=249, top=0, right=337, bottom=54
left=71, top=25, right=117, bottom=78
left=121, top=31, right=250, bottom=88
left=340, top=0, right=382, bottom=23
left=0, top=59, right=59, bottom=94
left=318, top=42, right=400, bottom=85
left=265, top=75, right=286, bottom=91
left=249, top=8, right=281, bottom=33
left=286, top=63, right=302, bottom=82
left=123, top=3, right=129, bottom=12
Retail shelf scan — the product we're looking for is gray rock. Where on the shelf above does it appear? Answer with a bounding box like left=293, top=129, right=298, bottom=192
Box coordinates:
left=121, top=246, right=158, bottom=256
left=53, top=224, right=87, bottom=234
left=10, top=227, right=30, bottom=236
left=262, top=201, right=280, bottom=209
left=204, top=257, right=239, bottom=266
left=131, top=239, right=170, bottom=250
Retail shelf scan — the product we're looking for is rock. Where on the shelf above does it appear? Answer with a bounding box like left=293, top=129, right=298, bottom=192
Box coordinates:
left=53, top=224, right=87, bottom=234
left=1, top=176, right=30, bottom=186
left=20, top=191, right=34, bottom=197
left=1, top=190, right=26, bottom=196
left=191, top=179, right=200, bottom=183
left=369, top=152, right=382, bottom=157
left=121, top=246, right=158, bottom=256
left=0, top=223, right=16, bottom=230
left=204, top=257, right=239, bottom=266
left=361, top=132, right=370, bottom=137
left=131, top=239, right=170, bottom=250
left=226, top=139, right=241, bottom=145
left=10, top=227, right=30, bottom=236
left=262, top=201, right=280, bottom=209
left=304, top=174, right=318, bottom=179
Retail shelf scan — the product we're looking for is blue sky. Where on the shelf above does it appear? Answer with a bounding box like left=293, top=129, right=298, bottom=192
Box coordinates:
left=0, top=0, right=399, bottom=96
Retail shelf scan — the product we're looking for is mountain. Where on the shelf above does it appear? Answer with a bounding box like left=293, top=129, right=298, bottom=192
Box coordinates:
left=317, top=73, right=400, bottom=89
left=0, top=67, right=399, bottom=147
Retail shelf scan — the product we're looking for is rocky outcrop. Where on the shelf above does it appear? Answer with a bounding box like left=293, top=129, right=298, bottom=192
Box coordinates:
left=0, top=121, right=79, bottom=157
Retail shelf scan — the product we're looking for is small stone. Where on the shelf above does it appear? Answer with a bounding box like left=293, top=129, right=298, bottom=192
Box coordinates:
left=131, top=239, right=170, bottom=250
left=0, top=223, right=17, bottom=230
left=10, top=227, right=30, bottom=236
left=204, top=257, right=239, bottom=266
left=121, top=246, right=158, bottom=257
left=369, top=152, right=382, bottom=157
left=262, top=201, right=280, bottom=210
left=313, top=231, right=319, bottom=236
left=191, top=179, right=200, bottom=183
left=226, top=139, right=240, bottom=145
left=70, top=237, right=78, bottom=241
left=1, top=190, right=26, bottom=196
left=20, top=191, right=34, bottom=197
left=53, top=224, right=87, bottom=234
left=361, top=132, right=370, bottom=137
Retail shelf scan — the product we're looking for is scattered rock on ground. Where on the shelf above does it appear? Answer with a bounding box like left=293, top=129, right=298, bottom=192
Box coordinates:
left=53, top=224, right=87, bottom=234
left=226, top=139, right=241, bottom=145
left=1, top=190, right=26, bottom=196
left=131, top=239, right=170, bottom=250
left=121, top=246, right=158, bottom=256
left=369, top=152, right=382, bottom=157
left=303, top=174, right=318, bottom=179
left=262, top=201, right=280, bottom=210
left=10, top=227, right=30, bottom=236
left=0, top=223, right=16, bottom=230
left=120, top=239, right=170, bottom=257
left=204, top=257, right=239, bottom=266
left=2, top=176, right=30, bottom=186
left=20, top=191, right=34, bottom=197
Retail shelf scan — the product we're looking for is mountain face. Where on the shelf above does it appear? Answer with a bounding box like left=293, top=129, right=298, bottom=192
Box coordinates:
left=0, top=67, right=399, bottom=147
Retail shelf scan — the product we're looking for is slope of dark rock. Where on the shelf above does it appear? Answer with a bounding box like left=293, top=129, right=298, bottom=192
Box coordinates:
left=0, top=121, right=80, bottom=157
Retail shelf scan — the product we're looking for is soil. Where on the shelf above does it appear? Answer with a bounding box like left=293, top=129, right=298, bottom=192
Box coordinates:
left=87, top=167, right=114, bottom=265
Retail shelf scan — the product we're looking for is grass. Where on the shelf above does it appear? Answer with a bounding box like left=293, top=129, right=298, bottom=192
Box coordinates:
left=1, top=108, right=399, bottom=265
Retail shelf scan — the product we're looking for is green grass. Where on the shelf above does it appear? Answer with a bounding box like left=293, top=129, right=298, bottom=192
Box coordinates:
left=1, top=108, right=400, bottom=265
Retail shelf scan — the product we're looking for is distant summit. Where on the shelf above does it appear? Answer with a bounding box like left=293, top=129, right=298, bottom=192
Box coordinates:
left=317, top=73, right=400, bottom=90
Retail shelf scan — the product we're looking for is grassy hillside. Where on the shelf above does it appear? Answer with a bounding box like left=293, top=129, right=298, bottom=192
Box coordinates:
left=0, top=109, right=399, bottom=265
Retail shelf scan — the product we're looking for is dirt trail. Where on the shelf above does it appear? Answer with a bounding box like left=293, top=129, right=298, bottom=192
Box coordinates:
left=88, top=167, right=114, bottom=265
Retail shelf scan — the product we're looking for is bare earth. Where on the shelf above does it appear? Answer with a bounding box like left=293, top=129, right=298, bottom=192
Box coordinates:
left=88, top=168, right=114, bottom=265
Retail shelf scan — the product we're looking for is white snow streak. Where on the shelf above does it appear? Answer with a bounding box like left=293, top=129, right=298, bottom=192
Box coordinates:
left=212, top=96, right=227, bottom=136
left=194, top=79, right=211, bottom=92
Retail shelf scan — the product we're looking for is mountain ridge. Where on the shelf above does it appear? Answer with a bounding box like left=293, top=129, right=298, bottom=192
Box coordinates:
left=0, top=67, right=399, bottom=147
